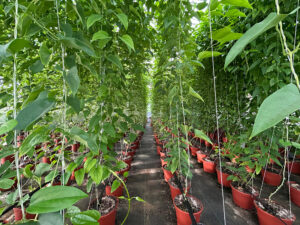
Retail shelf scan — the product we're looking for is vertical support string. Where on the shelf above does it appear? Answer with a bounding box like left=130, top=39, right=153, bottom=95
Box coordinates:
left=208, top=1, right=226, bottom=224
left=13, top=0, right=25, bottom=218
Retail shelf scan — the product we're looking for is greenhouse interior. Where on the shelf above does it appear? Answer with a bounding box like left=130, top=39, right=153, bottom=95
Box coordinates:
left=0, top=0, right=300, bottom=224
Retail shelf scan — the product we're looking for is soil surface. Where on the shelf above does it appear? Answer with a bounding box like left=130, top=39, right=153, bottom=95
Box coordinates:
left=255, top=198, right=295, bottom=220
left=91, top=196, right=116, bottom=216
left=169, top=176, right=190, bottom=189
left=232, top=182, right=258, bottom=196
left=174, top=194, right=202, bottom=213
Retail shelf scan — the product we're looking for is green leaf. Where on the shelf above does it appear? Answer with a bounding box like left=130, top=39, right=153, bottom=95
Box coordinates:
left=87, top=14, right=102, bottom=29
left=103, top=122, right=116, bottom=137
left=67, top=95, right=81, bottom=113
left=65, top=66, right=80, bottom=95
left=209, top=0, right=219, bottom=11
left=70, top=127, right=98, bottom=154
left=39, top=212, right=64, bottom=225
left=132, top=124, right=144, bottom=131
left=116, top=13, right=128, bottom=30
left=197, top=2, right=207, bottom=10
left=0, top=178, right=14, bottom=189
left=198, top=51, right=222, bottom=60
left=15, top=91, right=55, bottom=130
left=133, top=196, right=145, bottom=202
left=92, top=30, right=111, bottom=41
left=111, top=180, right=120, bottom=193
left=220, top=0, right=252, bottom=9
left=27, top=186, right=88, bottom=214
left=225, top=9, right=246, bottom=17
left=212, top=26, right=242, bottom=43
left=39, top=44, right=51, bottom=65
left=292, top=142, right=300, bottom=149
left=189, top=86, right=204, bottom=102
left=194, top=129, right=212, bottom=144
left=71, top=210, right=100, bottom=225
left=129, top=133, right=137, bottom=143
left=90, top=166, right=103, bottom=184
left=22, top=87, right=45, bottom=108
left=29, top=60, right=44, bottom=74
left=0, top=43, right=11, bottom=64
left=34, top=163, right=51, bottom=177
left=225, top=12, right=287, bottom=68
left=75, top=168, right=85, bottom=186
left=60, top=36, right=96, bottom=57
left=8, top=38, right=31, bottom=54
left=0, top=120, right=18, bottom=135
left=250, top=84, right=300, bottom=139
left=20, top=126, right=50, bottom=157
left=106, top=54, right=123, bottom=70
left=119, top=35, right=135, bottom=52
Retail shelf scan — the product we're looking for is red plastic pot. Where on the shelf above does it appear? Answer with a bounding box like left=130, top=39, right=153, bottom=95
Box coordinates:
left=202, top=158, right=216, bottom=173
left=204, top=140, right=211, bottom=147
left=161, top=158, right=168, bottom=167
left=157, top=145, right=162, bottom=155
left=98, top=200, right=118, bottom=225
left=116, top=165, right=130, bottom=176
left=123, top=157, right=133, bottom=169
left=122, top=150, right=136, bottom=157
left=261, top=169, right=282, bottom=186
left=106, top=185, right=123, bottom=197
left=1, top=154, right=14, bottom=164
left=130, top=144, right=139, bottom=150
left=42, top=156, right=51, bottom=164
left=189, top=146, right=199, bottom=157
left=287, top=181, right=300, bottom=207
left=160, top=151, right=166, bottom=158
left=286, top=161, right=300, bottom=175
left=71, top=143, right=78, bottom=152
left=173, top=195, right=204, bottom=225
left=168, top=179, right=190, bottom=200
left=13, top=208, right=36, bottom=221
left=230, top=184, right=257, bottom=210
left=254, top=200, right=296, bottom=225
left=216, top=168, right=231, bottom=187
left=196, top=151, right=206, bottom=163
left=162, top=165, right=173, bottom=183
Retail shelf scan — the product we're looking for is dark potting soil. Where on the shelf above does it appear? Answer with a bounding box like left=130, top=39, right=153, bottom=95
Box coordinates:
left=232, top=182, right=258, bottom=196
left=265, top=164, right=282, bottom=174
left=91, top=196, right=116, bottom=216
left=174, top=194, right=202, bottom=213
left=169, top=176, right=190, bottom=189
left=291, top=183, right=300, bottom=191
left=255, top=198, right=295, bottom=220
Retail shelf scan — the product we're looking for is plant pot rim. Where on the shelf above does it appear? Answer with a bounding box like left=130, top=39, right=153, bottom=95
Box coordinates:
left=230, top=183, right=258, bottom=197
left=173, top=194, right=204, bottom=214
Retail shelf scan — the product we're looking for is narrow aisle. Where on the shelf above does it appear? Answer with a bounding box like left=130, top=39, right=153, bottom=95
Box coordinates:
left=117, top=123, right=176, bottom=225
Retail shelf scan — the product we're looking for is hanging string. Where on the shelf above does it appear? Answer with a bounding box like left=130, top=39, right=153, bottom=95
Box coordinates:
left=13, top=0, right=25, bottom=218
left=208, top=1, right=226, bottom=224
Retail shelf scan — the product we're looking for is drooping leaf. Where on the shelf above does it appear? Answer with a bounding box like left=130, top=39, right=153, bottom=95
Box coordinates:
left=90, top=166, right=103, bottom=184
left=8, top=38, right=31, bottom=54
left=15, top=91, right=55, bottom=131
left=129, top=133, right=137, bottom=143
left=65, top=66, right=80, bottom=95
left=250, top=84, right=300, bottom=139
left=119, top=35, right=135, bottom=51
left=111, top=180, right=120, bottom=193
left=27, top=186, right=88, bottom=214
left=103, top=122, right=116, bottom=137
left=225, top=9, right=246, bottom=17
left=194, top=129, right=212, bottom=144
left=67, top=95, right=81, bottom=113
left=225, top=12, right=287, bottom=68
left=75, top=168, right=85, bottom=186
left=87, top=14, right=102, bottom=29
left=60, top=36, right=96, bottom=57
left=22, top=87, right=45, bottom=108
left=39, top=44, right=51, bottom=65
left=220, top=0, right=253, bottom=9
left=189, top=86, right=204, bottom=102
left=198, top=51, right=222, bottom=60
left=29, top=60, right=44, bottom=74
left=34, top=163, right=51, bottom=177
left=0, top=178, right=15, bottom=189
left=70, top=127, right=98, bottom=154
left=106, top=55, right=123, bottom=70
left=0, top=120, right=18, bottom=136
left=39, top=212, right=64, bottom=225
left=71, top=210, right=100, bottom=225
left=92, top=30, right=111, bottom=41
left=212, top=26, right=243, bottom=43
left=116, top=13, right=128, bottom=30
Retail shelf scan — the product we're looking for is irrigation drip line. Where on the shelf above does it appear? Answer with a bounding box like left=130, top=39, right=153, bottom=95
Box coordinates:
left=173, top=173, right=197, bottom=225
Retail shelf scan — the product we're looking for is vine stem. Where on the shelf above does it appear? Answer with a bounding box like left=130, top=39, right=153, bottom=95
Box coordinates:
left=13, top=0, right=25, bottom=218
left=275, top=0, right=300, bottom=89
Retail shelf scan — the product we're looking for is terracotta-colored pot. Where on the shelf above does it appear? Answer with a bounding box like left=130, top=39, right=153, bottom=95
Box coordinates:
left=189, top=146, right=199, bottom=157
left=196, top=151, right=206, bottom=163
left=261, top=169, right=282, bottom=186
left=1, top=154, right=15, bottom=164
left=202, top=158, right=216, bottom=173
left=168, top=179, right=190, bottom=200
left=287, top=161, right=300, bottom=175
left=157, top=145, right=162, bottom=155
left=162, top=165, right=173, bottom=183
left=13, top=208, right=36, bottom=221
left=42, top=156, right=51, bottom=164
left=230, top=183, right=257, bottom=210
left=287, top=181, right=300, bottom=207
left=160, top=151, right=166, bottom=158
left=216, top=168, right=231, bottom=187
left=254, top=200, right=296, bottom=225
left=106, top=184, right=123, bottom=197
left=161, top=158, right=168, bottom=167
left=173, top=195, right=204, bottom=225
left=98, top=198, right=118, bottom=225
